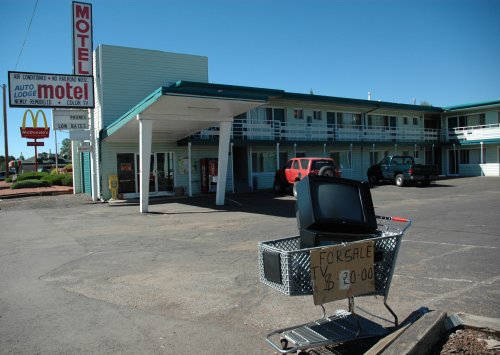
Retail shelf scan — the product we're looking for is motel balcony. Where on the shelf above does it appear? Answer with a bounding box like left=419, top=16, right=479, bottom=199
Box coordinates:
left=445, top=123, right=500, bottom=143
left=191, top=121, right=441, bottom=144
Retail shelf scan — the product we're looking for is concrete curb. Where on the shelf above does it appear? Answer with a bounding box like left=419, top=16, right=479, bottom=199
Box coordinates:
left=0, top=189, right=73, bottom=199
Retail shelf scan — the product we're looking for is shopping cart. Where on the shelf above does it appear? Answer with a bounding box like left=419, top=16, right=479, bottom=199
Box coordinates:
left=258, top=216, right=411, bottom=354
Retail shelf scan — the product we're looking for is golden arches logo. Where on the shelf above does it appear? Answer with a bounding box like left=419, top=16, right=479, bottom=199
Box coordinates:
left=22, top=109, right=48, bottom=129
left=20, top=109, right=50, bottom=139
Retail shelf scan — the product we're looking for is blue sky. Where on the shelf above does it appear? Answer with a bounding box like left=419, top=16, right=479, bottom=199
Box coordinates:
left=1, top=0, right=499, bottom=159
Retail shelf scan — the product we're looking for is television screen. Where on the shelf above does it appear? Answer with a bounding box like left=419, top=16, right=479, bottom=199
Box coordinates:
left=314, top=182, right=364, bottom=222
left=296, top=175, right=378, bottom=248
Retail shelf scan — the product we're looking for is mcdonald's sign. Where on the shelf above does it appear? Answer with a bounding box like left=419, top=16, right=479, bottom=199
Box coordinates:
left=20, top=109, right=50, bottom=139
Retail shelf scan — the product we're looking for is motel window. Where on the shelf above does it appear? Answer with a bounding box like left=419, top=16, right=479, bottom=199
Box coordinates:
left=368, top=115, right=387, bottom=127
left=252, top=151, right=277, bottom=173
left=369, top=151, right=380, bottom=166
left=293, top=109, right=304, bottom=119
left=403, top=116, right=408, bottom=125
left=460, top=149, right=482, bottom=165
left=498, top=111, right=500, bottom=123
left=336, top=113, right=344, bottom=128
left=330, top=151, right=352, bottom=170
left=313, top=110, right=322, bottom=120
left=413, top=117, right=419, bottom=125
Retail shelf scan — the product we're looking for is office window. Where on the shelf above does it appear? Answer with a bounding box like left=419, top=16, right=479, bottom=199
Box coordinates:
left=313, top=110, right=322, bottom=120
left=293, top=109, right=304, bottom=119
left=330, top=151, right=352, bottom=169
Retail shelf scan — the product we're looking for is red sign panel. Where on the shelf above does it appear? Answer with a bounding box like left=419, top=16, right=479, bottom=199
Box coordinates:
left=21, top=127, right=50, bottom=139
left=27, top=141, right=45, bottom=147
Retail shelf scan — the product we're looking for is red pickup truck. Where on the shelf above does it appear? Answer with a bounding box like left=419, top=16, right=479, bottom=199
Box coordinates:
left=273, top=157, right=340, bottom=196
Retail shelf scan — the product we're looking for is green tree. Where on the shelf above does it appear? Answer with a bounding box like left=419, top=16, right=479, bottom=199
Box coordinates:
left=60, top=138, right=72, bottom=160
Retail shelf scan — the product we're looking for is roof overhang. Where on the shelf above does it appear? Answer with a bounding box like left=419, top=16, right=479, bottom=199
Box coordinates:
left=101, top=82, right=272, bottom=143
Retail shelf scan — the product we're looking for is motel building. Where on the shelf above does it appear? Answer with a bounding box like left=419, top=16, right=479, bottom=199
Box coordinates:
left=72, top=45, right=500, bottom=211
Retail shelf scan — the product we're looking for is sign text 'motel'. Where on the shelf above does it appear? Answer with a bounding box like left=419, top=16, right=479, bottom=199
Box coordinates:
left=8, top=72, right=95, bottom=109
left=73, top=2, right=93, bottom=75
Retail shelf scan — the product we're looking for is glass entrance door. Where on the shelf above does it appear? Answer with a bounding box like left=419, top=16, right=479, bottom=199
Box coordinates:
left=156, top=152, right=174, bottom=193
left=135, top=152, right=175, bottom=194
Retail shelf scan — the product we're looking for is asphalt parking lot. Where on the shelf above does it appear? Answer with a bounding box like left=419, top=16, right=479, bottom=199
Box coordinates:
left=1, top=176, right=499, bottom=354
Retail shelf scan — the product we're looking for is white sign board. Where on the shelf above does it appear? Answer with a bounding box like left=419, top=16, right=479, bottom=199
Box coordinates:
left=53, top=109, right=89, bottom=130
left=73, top=2, right=93, bottom=75
left=8, top=71, right=94, bottom=109
left=70, top=129, right=91, bottom=141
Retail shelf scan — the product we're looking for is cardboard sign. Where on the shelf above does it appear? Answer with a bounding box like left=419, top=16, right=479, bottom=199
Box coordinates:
left=310, top=240, right=375, bottom=305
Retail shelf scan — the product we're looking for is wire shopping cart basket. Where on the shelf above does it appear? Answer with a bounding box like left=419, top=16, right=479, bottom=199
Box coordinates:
left=258, top=216, right=411, bottom=354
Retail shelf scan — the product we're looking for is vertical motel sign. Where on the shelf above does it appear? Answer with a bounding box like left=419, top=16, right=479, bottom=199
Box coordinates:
left=73, top=2, right=93, bottom=76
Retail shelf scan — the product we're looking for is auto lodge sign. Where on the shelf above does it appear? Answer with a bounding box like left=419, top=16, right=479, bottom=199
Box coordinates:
left=8, top=72, right=95, bottom=109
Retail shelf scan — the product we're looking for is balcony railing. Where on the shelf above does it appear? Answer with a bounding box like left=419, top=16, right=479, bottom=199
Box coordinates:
left=446, top=123, right=500, bottom=142
left=192, top=122, right=441, bottom=143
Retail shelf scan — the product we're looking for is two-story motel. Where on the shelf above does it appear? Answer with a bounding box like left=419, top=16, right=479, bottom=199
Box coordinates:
left=72, top=45, right=500, bottom=211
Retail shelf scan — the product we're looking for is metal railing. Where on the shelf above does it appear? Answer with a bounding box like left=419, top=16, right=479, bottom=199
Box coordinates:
left=192, top=121, right=441, bottom=143
left=446, top=123, right=500, bottom=142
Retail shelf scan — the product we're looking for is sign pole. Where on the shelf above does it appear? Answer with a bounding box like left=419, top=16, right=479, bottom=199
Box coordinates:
left=34, top=139, right=38, bottom=172
left=2, top=84, right=9, bottom=178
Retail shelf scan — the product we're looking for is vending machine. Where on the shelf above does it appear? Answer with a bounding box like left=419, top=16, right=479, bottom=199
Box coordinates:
left=200, top=158, right=218, bottom=193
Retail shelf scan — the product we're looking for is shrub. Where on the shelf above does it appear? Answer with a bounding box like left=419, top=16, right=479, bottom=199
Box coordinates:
left=41, top=173, right=72, bottom=186
left=16, top=172, right=49, bottom=181
left=11, top=179, right=51, bottom=189
left=62, top=175, right=73, bottom=186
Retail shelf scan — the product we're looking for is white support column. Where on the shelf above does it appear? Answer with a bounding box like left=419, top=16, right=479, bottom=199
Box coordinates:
left=138, top=115, right=153, bottom=213
left=231, top=142, right=235, bottom=194
left=71, top=140, right=82, bottom=194
left=188, top=142, right=192, bottom=197
left=216, top=120, right=232, bottom=205
left=276, top=142, right=280, bottom=169
left=89, top=109, right=98, bottom=201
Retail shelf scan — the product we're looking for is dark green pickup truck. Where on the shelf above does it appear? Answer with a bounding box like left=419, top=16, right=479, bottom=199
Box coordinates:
left=367, top=155, right=439, bottom=187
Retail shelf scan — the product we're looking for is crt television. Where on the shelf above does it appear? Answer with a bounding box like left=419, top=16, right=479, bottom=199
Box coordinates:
left=295, top=175, right=378, bottom=248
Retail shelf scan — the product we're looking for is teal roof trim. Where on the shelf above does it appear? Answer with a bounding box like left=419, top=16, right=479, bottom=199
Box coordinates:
left=279, top=92, right=443, bottom=113
left=100, top=87, right=164, bottom=140
left=443, top=99, right=500, bottom=111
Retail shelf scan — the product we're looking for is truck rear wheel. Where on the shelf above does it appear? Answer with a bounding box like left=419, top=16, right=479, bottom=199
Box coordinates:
left=395, top=174, right=404, bottom=187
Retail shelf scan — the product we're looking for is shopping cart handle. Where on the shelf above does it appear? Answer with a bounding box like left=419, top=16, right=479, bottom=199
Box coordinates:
left=376, top=215, right=412, bottom=232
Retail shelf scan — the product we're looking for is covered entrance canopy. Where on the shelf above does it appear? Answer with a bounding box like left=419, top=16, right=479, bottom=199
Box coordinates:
left=100, top=81, right=275, bottom=213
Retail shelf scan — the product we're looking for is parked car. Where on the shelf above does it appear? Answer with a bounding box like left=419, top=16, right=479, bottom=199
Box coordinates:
left=273, top=157, right=340, bottom=196
left=367, top=155, right=439, bottom=187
